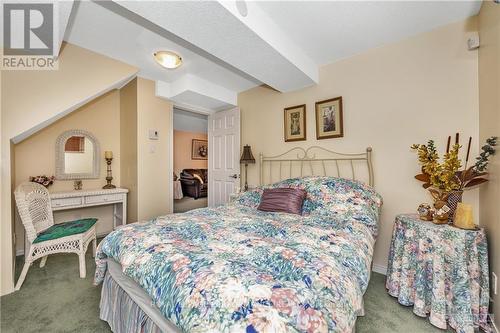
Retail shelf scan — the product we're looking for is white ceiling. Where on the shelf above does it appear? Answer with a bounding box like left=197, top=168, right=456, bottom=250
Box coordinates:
left=257, top=1, right=482, bottom=65
left=66, top=1, right=257, bottom=91
left=173, top=108, right=208, bottom=133
left=114, top=0, right=319, bottom=92
left=65, top=1, right=259, bottom=113
left=63, top=0, right=482, bottom=114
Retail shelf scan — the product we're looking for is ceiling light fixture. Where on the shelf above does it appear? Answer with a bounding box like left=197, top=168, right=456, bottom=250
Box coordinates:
left=153, top=51, right=182, bottom=69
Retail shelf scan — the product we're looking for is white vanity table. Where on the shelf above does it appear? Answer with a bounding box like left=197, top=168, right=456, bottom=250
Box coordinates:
left=50, top=188, right=128, bottom=230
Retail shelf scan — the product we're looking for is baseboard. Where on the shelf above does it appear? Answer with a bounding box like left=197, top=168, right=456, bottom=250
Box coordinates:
left=491, top=315, right=499, bottom=333
left=372, top=263, right=387, bottom=275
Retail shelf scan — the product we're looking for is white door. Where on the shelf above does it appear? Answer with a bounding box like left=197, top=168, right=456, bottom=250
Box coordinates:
left=208, top=107, right=240, bottom=207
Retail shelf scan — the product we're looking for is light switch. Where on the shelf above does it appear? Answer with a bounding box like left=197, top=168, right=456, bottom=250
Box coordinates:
left=149, top=129, right=159, bottom=140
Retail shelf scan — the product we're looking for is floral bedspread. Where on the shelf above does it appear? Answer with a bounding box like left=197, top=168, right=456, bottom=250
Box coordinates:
left=386, top=214, right=490, bottom=333
left=95, top=177, right=382, bottom=332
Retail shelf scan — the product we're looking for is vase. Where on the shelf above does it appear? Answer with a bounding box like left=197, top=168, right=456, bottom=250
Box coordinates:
left=447, top=190, right=463, bottom=223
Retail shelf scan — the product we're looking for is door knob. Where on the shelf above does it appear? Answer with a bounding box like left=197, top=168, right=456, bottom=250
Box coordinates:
left=229, top=174, right=239, bottom=179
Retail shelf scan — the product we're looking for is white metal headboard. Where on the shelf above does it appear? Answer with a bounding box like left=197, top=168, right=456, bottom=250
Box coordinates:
left=259, top=146, right=374, bottom=187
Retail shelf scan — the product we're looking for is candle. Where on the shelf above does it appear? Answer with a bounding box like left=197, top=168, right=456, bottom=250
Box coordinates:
left=105, top=151, right=113, bottom=159
left=454, top=203, right=475, bottom=229
left=455, top=132, right=459, bottom=145
left=446, top=136, right=451, bottom=153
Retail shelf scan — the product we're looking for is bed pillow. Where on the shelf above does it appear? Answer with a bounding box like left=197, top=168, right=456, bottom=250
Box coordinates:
left=234, top=176, right=382, bottom=218
left=257, top=188, right=307, bottom=215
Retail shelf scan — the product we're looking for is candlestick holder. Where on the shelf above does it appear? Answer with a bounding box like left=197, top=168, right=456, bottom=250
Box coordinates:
left=102, top=157, right=116, bottom=189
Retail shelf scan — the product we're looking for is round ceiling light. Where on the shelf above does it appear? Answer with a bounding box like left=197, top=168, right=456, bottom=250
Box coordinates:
left=153, top=51, right=182, bottom=69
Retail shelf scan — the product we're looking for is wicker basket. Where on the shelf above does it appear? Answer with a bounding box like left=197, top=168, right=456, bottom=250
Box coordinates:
left=447, top=190, right=463, bottom=223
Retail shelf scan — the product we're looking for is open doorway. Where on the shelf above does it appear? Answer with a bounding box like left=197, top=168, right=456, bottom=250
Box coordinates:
left=173, top=108, right=209, bottom=213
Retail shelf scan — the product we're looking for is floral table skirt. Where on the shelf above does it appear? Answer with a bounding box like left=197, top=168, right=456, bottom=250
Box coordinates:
left=386, top=214, right=490, bottom=333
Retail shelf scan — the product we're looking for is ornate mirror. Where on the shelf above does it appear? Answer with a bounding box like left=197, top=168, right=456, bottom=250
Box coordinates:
left=55, top=129, right=100, bottom=179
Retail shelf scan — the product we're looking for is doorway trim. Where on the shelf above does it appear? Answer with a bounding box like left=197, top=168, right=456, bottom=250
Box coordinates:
left=171, top=105, right=210, bottom=211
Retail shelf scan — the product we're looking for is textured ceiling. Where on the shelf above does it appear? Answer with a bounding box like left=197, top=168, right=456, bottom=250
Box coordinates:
left=113, top=0, right=319, bottom=92
left=65, top=1, right=258, bottom=91
left=63, top=0, right=482, bottom=113
left=257, top=1, right=482, bottom=65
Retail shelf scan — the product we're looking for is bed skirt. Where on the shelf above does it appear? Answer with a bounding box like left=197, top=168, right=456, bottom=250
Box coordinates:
left=100, top=271, right=162, bottom=333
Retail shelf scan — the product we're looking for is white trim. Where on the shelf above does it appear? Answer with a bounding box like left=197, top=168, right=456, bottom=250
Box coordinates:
left=490, top=316, right=499, bottom=333
left=172, top=102, right=213, bottom=116
left=49, top=187, right=128, bottom=199
left=116, top=74, right=138, bottom=90
left=372, top=263, right=387, bottom=275
left=167, top=106, right=174, bottom=214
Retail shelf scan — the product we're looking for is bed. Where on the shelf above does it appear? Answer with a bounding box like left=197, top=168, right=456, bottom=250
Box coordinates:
left=94, top=146, right=382, bottom=333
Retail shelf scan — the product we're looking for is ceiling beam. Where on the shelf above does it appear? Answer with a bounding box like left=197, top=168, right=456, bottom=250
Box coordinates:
left=56, top=0, right=75, bottom=56
left=216, top=1, right=318, bottom=89
left=156, top=74, right=237, bottom=113
left=113, top=0, right=318, bottom=92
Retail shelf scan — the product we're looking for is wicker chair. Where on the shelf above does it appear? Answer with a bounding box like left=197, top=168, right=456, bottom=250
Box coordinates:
left=14, top=182, right=97, bottom=290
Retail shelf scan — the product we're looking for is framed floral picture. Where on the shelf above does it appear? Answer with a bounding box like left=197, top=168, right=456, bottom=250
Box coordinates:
left=192, top=139, right=208, bottom=160
left=284, top=104, right=306, bottom=142
left=315, top=96, right=343, bottom=139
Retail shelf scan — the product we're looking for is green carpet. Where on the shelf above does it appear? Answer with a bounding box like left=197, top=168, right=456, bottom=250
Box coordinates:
left=1, top=252, right=450, bottom=333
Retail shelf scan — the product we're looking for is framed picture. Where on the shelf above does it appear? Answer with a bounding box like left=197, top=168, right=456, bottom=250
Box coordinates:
left=284, top=104, right=306, bottom=142
left=315, top=96, right=343, bottom=139
left=192, top=139, right=208, bottom=160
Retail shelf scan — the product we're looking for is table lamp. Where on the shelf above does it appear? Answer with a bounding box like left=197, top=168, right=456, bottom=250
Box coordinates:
left=240, top=145, right=255, bottom=191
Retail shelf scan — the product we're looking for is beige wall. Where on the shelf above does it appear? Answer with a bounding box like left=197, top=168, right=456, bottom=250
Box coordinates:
left=1, top=43, right=137, bottom=143
left=13, top=91, right=121, bottom=254
left=239, top=19, right=479, bottom=271
left=1, top=42, right=137, bottom=295
left=119, top=77, right=173, bottom=222
left=136, top=78, right=173, bottom=221
left=120, top=78, right=139, bottom=223
left=12, top=77, right=174, bottom=256
left=3, top=74, right=174, bottom=292
left=174, top=130, right=208, bottom=175
left=478, top=1, right=500, bottom=326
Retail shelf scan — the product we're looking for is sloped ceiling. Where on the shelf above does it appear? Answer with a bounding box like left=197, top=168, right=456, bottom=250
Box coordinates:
left=3, top=43, right=138, bottom=143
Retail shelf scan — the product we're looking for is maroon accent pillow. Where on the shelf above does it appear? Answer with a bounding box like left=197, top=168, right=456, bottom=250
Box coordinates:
left=257, top=188, right=307, bottom=215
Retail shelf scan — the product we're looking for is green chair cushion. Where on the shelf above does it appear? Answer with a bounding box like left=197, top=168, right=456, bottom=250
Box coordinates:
left=33, top=218, right=97, bottom=244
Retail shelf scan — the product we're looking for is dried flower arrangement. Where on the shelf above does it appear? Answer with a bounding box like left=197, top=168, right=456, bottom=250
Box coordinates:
left=411, top=134, right=497, bottom=223
left=29, top=175, right=55, bottom=188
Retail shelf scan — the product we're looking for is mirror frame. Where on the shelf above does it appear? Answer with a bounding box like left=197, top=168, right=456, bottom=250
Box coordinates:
left=55, top=129, right=100, bottom=180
